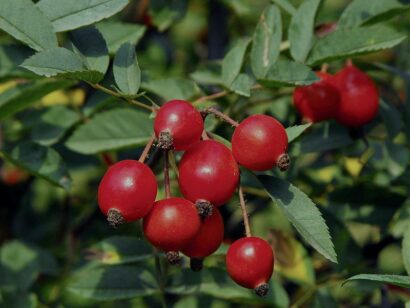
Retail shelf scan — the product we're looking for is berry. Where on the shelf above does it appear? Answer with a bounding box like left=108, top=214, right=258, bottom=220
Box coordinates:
left=143, top=197, right=201, bottom=252
left=98, top=160, right=157, bottom=226
left=178, top=140, right=239, bottom=206
left=231, top=115, right=289, bottom=171
left=154, top=99, right=204, bottom=151
left=293, top=72, right=340, bottom=123
left=226, top=237, right=274, bottom=296
left=182, top=208, right=224, bottom=259
left=334, top=62, right=379, bottom=127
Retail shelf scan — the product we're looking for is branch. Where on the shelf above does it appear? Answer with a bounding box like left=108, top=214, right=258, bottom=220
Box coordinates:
left=90, top=83, right=156, bottom=112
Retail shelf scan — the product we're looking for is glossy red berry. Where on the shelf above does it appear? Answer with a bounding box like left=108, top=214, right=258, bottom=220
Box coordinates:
left=293, top=72, right=340, bottom=123
left=226, top=237, right=274, bottom=296
left=98, top=160, right=157, bottom=226
left=154, top=99, right=204, bottom=151
left=178, top=140, right=239, bottom=206
left=143, top=197, right=201, bottom=252
left=182, top=208, right=224, bottom=258
left=231, top=115, right=289, bottom=171
left=334, top=62, right=379, bottom=127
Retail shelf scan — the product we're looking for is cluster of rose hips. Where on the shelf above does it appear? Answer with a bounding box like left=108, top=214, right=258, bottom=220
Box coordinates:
left=97, top=99, right=290, bottom=296
left=293, top=60, right=379, bottom=127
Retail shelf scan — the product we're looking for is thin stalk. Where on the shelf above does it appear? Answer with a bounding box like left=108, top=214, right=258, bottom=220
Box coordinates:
left=238, top=185, right=251, bottom=237
left=153, top=248, right=167, bottom=308
left=90, top=83, right=155, bottom=112
left=193, top=84, right=262, bottom=105
left=139, top=133, right=156, bottom=163
left=203, top=107, right=239, bottom=127
left=201, top=130, right=210, bottom=140
left=164, top=151, right=171, bottom=199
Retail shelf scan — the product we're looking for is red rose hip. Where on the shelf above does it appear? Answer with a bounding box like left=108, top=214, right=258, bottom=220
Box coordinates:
left=143, top=197, right=201, bottom=252
left=182, top=208, right=224, bottom=271
left=334, top=62, right=379, bottom=127
left=154, top=99, right=204, bottom=150
left=232, top=115, right=289, bottom=171
left=293, top=72, right=340, bottom=123
left=226, top=237, right=274, bottom=296
left=178, top=140, right=240, bottom=207
left=98, top=160, right=157, bottom=227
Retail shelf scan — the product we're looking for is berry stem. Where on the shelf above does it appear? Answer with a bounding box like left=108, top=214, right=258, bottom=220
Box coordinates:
left=321, top=63, right=329, bottom=73
left=153, top=248, right=167, bottom=308
left=201, top=130, right=210, bottom=140
left=238, top=185, right=251, bottom=237
left=139, top=133, right=156, bottom=163
left=346, top=58, right=353, bottom=67
left=202, top=107, right=239, bottom=127
left=100, top=152, right=114, bottom=166
left=89, top=83, right=156, bottom=112
left=163, top=150, right=171, bottom=199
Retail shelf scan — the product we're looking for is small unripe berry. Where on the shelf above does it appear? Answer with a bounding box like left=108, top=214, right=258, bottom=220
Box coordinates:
left=178, top=140, right=240, bottom=206
left=231, top=115, right=289, bottom=171
left=154, top=99, right=204, bottom=150
left=334, top=62, right=379, bottom=127
left=293, top=72, right=340, bottom=123
left=143, top=197, right=201, bottom=252
left=226, top=237, right=274, bottom=296
left=98, top=160, right=157, bottom=227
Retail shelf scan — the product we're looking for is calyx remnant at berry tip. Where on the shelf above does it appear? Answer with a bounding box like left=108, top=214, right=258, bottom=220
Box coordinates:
left=107, top=208, right=125, bottom=228
left=196, top=199, right=213, bottom=220
left=157, top=131, right=174, bottom=150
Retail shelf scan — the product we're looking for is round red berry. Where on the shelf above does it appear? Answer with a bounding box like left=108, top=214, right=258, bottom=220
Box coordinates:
left=154, top=99, right=204, bottom=150
left=143, top=197, right=200, bottom=252
left=178, top=140, right=239, bottom=206
left=98, top=160, right=157, bottom=225
left=231, top=115, right=288, bottom=171
left=334, top=63, right=379, bottom=127
left=293, top=72, right=340, bottom=123
left=226, top=237, right=274, bottom=296
left=182, top=208, right=224, bottom=258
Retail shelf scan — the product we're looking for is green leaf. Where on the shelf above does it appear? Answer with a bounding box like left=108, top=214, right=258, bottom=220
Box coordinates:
left=286, top=123, right=312, bottom=143
left=343, top=274, right=410, bottom=288
left=69, top=26, right=109, bottom=83
left=288, top=0, right=321, bottom=63
left=257, top=175, right=337, bottom=263
left=339, top=0, right=409, bottom=28
left=142, top=78, right=201, bottom=101
left=32, top=106, right=81, bottom=146
left=0, top=79, right=74, bottom=121
left=251, top=5, right=282, bottom=78
left=258, top=59, right=319, bottom=87
left=36, top=0, right=130, bottom=32
left=0, top=0, right=57, bottom=51
left=113, top=43, right=141, bottom=97
left=403, top=227, right=410, bottom=275
left=270, top=0, right=296, bottom=15
left=0, top=44, right=34, bottom=80
left=21, top=47, right=102, bottom=83
left=2, top=142, right=71, bottom=190
left=0, top=241, right=57, bottom=292
left=229, top=74, right=251, bottom=97
left=291, top=123, right=353, bottom=155
left=167, top=268, right=289, bottom=306
left=65, top=108, right=152, bottom=154
left=149, top=0, right=189, bottom=32
left=96, top=21, right=146, bottom=54
left=68, top=266, right=158, bottom=300
left=190, top=62, right=222, bottom=85
left=307, top=24, right=406, bottom=65
left=88, top=236, right=152, bottom=265
left=222, top=38, right=251, bottom=87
